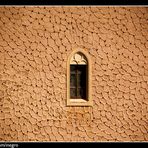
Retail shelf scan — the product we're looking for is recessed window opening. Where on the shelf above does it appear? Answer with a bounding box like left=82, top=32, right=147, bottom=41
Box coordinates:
left=67, top=49, right=92, bottom=106
left=70, top=64, right=87, bottom=100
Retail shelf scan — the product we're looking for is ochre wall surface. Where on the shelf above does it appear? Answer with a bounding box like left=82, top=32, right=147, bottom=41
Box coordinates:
left=0, top=6, right=148, bottom=141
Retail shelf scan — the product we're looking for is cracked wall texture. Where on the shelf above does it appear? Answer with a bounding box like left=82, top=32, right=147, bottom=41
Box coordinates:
left=0, top=6, right=148, bottom=141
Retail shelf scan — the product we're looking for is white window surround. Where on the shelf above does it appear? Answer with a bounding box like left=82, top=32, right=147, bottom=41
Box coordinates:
left=67, top=48, right=92, bottom=106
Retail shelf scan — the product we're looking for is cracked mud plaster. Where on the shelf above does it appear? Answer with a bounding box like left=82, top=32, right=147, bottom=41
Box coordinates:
left=0, top=6, right=148, bottom=141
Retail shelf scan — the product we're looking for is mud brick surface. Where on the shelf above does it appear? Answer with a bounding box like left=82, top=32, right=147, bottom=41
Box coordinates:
left=0, top=6, right=148, bottom=141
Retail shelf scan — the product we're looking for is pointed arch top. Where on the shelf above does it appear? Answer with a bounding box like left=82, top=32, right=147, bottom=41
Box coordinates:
left=68, top=48, right=91, bottom=66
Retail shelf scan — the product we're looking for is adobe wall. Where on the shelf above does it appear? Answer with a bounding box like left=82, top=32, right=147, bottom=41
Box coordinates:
left=0, top=6, right=148, bottom=141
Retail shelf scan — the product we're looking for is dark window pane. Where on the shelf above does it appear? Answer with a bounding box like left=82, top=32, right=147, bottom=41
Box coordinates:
left=77, top=88, right=86, bottom=99
left=77, top=65, right=86, bottom=88
left=70, top=65, right=76, bottom=73
left=77, top=74, right=81, bottom=87
left=70, top=88, right=77, bottom=98
left=78, top=73, right=86, bottom=87
left=70, top=64, right=87, bottom=100
left=77, top=65, right=82, bottom=74
left=70, top=74, right=76, bottom=87
left=77, top=65, right=86, bottom=74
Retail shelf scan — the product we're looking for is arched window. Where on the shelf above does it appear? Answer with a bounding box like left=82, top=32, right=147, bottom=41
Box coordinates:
left=67, top=48, right=92, bottom=106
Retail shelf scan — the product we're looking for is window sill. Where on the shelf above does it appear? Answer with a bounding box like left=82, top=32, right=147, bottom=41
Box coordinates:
left=67, top=99, right=92, bottom=106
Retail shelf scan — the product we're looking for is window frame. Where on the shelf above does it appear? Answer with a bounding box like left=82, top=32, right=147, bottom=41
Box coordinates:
left=70, top=65, right=87, bottom=99
left=67, top=48, right=92, bottom=106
